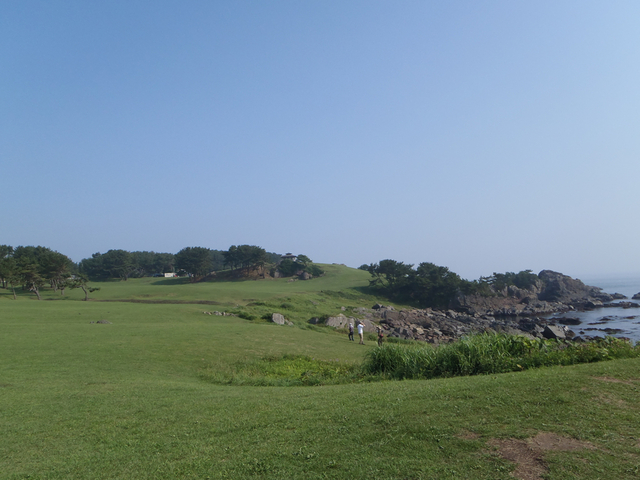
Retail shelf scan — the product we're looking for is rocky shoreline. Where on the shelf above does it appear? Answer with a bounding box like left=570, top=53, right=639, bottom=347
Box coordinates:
left=316, top=270, right=640, bottom=343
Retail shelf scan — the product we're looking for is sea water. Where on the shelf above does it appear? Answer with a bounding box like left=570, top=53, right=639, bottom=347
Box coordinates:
left=545, top=274, right=640, bottom=343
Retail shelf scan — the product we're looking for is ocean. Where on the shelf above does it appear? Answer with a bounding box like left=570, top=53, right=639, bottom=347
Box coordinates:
left=545, top=274, right=640, bottom=343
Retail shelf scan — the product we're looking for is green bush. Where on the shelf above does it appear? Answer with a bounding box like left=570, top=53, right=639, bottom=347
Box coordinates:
left=363, top=333, right=640, bottom=380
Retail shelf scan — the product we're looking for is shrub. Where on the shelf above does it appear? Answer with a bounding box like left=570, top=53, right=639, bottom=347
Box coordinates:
left=363, top=333, right=640, bottom=380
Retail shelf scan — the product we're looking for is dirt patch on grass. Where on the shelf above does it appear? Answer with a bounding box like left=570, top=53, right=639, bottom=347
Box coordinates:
left=529, top=432, right=595, bottom=452
left=457, top=430, right=481, bottom=440
left=592, top=376, right=637, bottom=385
left=489, top=432, right=595, bottom=480
left=594, top=392, right=626, bottom=407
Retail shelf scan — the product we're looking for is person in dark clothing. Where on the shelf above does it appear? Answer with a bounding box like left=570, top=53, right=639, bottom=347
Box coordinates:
left=348, top=322, right=354, bottom=341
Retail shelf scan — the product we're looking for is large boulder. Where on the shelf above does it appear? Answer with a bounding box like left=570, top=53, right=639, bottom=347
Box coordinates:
left=538, top=270, right=613, bottom=304
left=358, top=318, right=377, bottom=332
left=271, top=313, right=286, bottom=325
left=325, top=314, right=351, bottom=328
left=543, top=325, right=566, bottom=340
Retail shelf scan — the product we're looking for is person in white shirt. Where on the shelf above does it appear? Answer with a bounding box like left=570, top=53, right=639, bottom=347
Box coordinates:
left=357, top=322, right=365, bottom=344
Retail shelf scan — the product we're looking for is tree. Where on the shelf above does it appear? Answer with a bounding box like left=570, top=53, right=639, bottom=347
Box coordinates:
left=68, top=274, right=100, bottom=301
left=276, top=254, right=324, bottom=278
left=367, top=259, right=414, bottom=290
left=153, top=252, right=176, bottom=274
left=365, top=259, right=471, bottom=309
left=209, top=250, right=225, bottom=271
left=79, top=253, right=107, bottom=279
left=101, top=249, right=134, bottom=281
left=0, top=245, right=15, bottom=288
left=296, top=255, right=312, bottom=268
left=130, top=251, right=156, bottom=277
left=39, top=249, right=74, bottom=292
left=486, top=270, right=540, bottom=291
left=277, top=259, right=298, bottom=277
left=410, top=262, right=463, bottom=309
left=19, top=264, right=45, bottom=300
left=223, top=245, right=268, bottom=274
left=2, top=257, right=20, bottom=299
left=175, top=247, right=212, bottom=281
left=11, top=246, right=74, bottom=298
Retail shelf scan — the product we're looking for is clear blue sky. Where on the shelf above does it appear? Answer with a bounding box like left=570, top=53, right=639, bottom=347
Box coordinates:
left=2, top=1, right=639, bottom=280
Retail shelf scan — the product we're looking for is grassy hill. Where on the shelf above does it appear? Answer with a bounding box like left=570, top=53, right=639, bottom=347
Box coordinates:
left=0, top=264, right=386, bottom=325
left=1, top=265, right=640, bottom=479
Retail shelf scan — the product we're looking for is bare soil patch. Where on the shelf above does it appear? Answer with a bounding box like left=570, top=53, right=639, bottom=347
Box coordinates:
left=488, top=432, right=595, bottom=480
left=593, top=376, right=637, bottom=385
left=457, top=430, right=480, bottom=440
left=594, top=392, right=626, bottom=407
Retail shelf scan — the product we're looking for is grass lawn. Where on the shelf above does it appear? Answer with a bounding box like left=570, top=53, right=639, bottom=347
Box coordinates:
left=2, top=269, right=640, bottom=478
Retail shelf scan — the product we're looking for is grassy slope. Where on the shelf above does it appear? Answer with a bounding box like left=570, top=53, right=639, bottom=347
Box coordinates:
left=2, top=266, right=640, bottom=479
left=0, top=264, right=371, bottom=303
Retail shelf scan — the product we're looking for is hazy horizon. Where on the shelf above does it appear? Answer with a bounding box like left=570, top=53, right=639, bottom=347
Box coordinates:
left=3, top=1, right=639, bottom=281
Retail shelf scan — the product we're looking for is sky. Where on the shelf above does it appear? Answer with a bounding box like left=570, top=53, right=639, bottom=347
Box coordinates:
left=2, top=0, right=640, bottom=280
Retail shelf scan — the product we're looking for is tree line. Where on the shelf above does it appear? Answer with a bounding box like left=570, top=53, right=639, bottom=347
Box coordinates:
left=362, top=259, right=540, bottom=309
left=77, top=246, right=282, bottom=281
left=0, top=243, right=322, bottom=298
left=0, top=245, right=97, bottom=300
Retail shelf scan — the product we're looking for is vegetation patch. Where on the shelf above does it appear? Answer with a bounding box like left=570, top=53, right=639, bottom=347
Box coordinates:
left=363, top=334, right=640, bottom=380
left=199, top=353, right=369, bottom=386
left=200, top=334, right=640, bottom=387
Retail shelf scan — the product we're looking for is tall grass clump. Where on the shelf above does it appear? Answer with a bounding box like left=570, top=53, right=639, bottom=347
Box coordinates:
left=199, top=353, right=371, bottom=386
left=364, top=333, right=640, bottom=380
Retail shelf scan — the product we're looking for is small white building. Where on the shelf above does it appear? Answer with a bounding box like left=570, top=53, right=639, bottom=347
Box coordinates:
left=281, top=253, right=297, bottom=262
left=164, top=272, right=176, bottom=278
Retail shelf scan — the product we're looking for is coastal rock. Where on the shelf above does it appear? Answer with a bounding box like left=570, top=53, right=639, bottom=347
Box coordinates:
left=556, top=317, right=581, bottom=325
left=538, top=270, right=612, bottom=304
left=632, top=292, right=640, bottom=300
left=325, top=314, right=351, bottom=328
left=543, top=325, right=566, bottom=340
left=603, top=301, right=640, bottom=309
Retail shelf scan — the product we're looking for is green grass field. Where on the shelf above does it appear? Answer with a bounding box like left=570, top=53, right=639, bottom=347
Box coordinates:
left=2, top=266, right=640, bottom=479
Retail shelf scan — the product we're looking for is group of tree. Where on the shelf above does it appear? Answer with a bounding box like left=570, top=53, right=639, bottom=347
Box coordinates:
left=363, top=259, right=539, bottom=309
left=223, top=245, right=269, bottom=273
left=276, top=254, right=324, bottom=277
left=2, top=243, right=321, bottom=292
left=173, top=246, right=322, bottom=282
left=174, top=245, right=283, bottom=282
left=79, top=250, right=177, bottom=281
left=0, top=245, right=97, bottom=300
left=479, top=270, right=540, bottom=291
left=77, top=247, right=283, bottom=282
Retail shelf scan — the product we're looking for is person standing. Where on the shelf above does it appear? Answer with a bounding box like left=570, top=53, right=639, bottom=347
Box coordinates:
left=348, top=322, right=354, bottom=341
left=377, top=326, right=384, bottom=347
left=358, top=321, right=365, bottom=345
